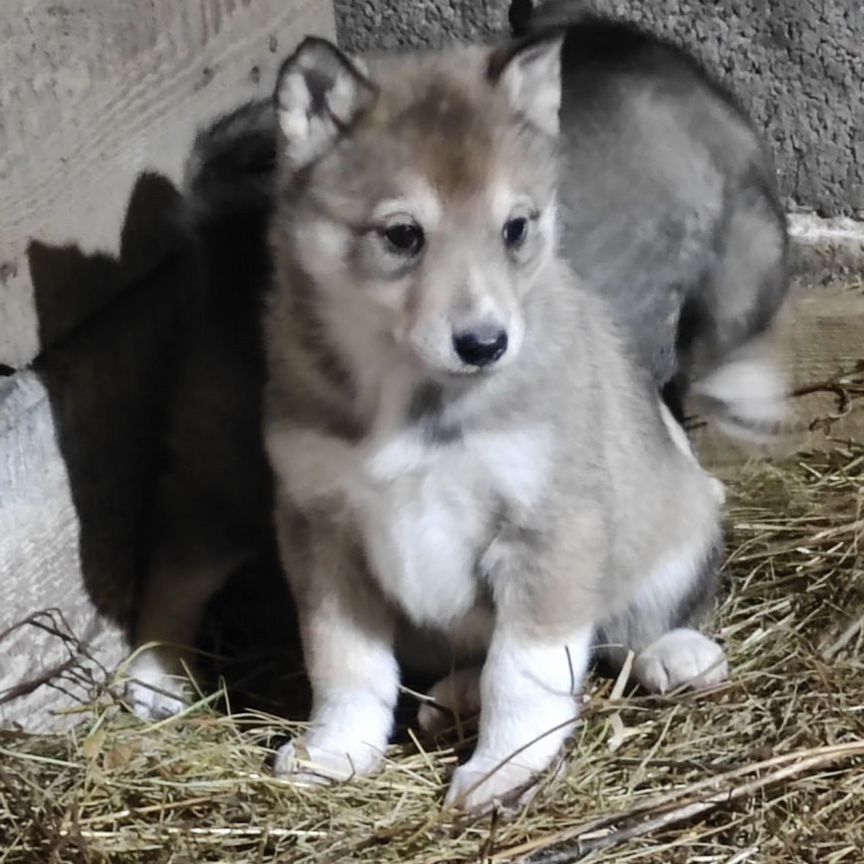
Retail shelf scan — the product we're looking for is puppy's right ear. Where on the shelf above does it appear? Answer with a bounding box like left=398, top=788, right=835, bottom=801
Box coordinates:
left=488, top=30, right=564, bottom=136
left=274, top=37, right=377, bottom=169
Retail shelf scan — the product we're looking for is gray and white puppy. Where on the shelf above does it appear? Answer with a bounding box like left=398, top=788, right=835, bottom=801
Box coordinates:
left=511, top=0, right=791, bottom=434
left=261, top=35, right=726, bottom=813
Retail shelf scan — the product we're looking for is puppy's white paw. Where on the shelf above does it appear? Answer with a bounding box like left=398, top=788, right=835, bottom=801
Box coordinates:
left=417, top=666, right=482, bottom=735
left=634, top=628, right=728, bottom=694
left=444, top=752, right=554, bottom=814
left=273, top=736, right=383, bottom=785
left=124, top=648, right=192, bottom=721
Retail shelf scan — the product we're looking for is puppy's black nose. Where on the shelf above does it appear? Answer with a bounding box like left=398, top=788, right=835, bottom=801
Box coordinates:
left=453, top=326, right=508, bottom=367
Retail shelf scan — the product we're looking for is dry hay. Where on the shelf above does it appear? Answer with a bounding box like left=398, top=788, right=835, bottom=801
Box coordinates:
left=2, top=378, right=864, bottom=863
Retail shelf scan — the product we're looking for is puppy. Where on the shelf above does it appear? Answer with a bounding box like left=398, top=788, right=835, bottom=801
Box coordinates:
left=261, top=34, right=727, bottom=813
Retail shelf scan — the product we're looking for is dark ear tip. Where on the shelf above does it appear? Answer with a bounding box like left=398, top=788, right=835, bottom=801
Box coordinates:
left=273, top=36, right=340, bottom=106
left=274, top=35, right=373, bottom=102
left=294, top=35, right=345, bottom=61
left=487, top=26, right=567, bottom=83
left=277, top=35, right=339, bottom=75
left=297, top=35, right=333, bottom=50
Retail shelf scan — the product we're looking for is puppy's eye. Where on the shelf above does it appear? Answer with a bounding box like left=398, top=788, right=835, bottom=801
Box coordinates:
left=503, top=216, right=528, bottom=249
left=383, top=222, right=425, bottom=255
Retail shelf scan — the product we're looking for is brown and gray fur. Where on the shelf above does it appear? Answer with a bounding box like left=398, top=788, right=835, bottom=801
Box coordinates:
left=261, top=35, right=727, bottom=812
left=512, top=0, right=791, bottom=437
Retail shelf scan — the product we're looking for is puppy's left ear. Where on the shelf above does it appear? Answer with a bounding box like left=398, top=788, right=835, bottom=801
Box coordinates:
left=274, top=37, right=377, bottom=169
left=487, top=31, right=564, bottom=136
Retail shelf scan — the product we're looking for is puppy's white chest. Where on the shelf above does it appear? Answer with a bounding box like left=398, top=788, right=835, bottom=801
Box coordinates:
left=354, top=424, right=553, bottom=628
left=357, top=442, right=483, bottom=627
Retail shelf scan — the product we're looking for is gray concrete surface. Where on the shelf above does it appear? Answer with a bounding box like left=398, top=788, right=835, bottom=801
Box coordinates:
left=334, top=0, right=864, bottom=219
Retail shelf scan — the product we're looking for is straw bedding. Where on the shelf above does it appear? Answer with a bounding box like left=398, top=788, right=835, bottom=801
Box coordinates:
left=2, top=368, right=863, bottom=863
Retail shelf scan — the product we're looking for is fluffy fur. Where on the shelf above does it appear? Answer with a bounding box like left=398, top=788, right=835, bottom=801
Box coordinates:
left=261, top=35, right=726, bottom=812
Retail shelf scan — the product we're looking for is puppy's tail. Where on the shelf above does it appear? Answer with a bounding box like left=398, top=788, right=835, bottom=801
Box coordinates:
left=687, top=336, right=798, bottom=449
left=182, top=98, right=278, bottom=226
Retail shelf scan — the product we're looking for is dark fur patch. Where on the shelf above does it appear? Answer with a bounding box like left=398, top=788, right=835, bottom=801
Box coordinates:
left=323, top=412, right=366, bottom=444
left=661, top=378, right=687, bottom=424
left=406, top=380, right=462, bottom=445
left=290, top=277, right=354, bottom=395
left=407, top=380, right=444, bottom=422
left=421, top=421, right=462, bottom=447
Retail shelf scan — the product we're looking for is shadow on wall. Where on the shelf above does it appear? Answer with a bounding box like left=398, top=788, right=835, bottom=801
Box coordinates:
left=28, top=173, right=187, bottom=632
left=26, top=171, right=306, bottom=717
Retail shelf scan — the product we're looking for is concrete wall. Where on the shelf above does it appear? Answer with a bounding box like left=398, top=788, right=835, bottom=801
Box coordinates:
left=334, top=0, right=864, bottom=219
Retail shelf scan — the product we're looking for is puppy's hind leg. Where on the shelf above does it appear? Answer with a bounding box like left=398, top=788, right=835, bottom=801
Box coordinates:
left=417, top=666, right=483, bottom=735
left=125, top=558, right=229, bottom=720
left=125, top=472, right=244, bottom=720
left=596, top=535, right=728, bottom=695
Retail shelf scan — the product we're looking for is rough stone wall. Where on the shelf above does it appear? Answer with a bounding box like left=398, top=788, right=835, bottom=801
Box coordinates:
left=334, top=0, right=863, bottom=218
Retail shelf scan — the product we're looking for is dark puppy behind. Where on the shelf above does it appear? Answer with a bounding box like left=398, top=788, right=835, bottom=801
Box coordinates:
left=126, top=103, right=280, bottom=719
left=513, top=0, right=790, bottom=433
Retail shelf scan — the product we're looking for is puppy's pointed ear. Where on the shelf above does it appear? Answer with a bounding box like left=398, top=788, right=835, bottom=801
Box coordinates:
left=487, top=31, right=564, bottom=136
left=274, top=37, right=377, bottom=168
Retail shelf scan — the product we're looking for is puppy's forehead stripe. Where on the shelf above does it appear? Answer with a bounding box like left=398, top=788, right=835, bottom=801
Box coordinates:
left=373, top=78, right=502, bottom=198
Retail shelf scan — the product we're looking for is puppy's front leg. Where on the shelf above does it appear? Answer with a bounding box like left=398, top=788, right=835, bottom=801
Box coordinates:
left=274, top=516, right=398, bottom=785
left=445, top=529, right=597, bottom=813
left=444, top=625, right=590, bottom=813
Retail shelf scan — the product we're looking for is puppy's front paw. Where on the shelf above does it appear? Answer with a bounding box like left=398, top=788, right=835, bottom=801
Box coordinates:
left=444, top=753, right=546, bottom=815
left=124, top=647, right=193, bottom=720
left=273, top=736, right=384, bottom=785
left=634, top=628, right=728, bottom=694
